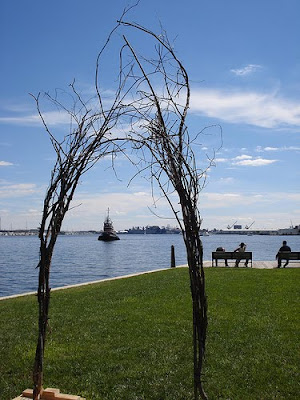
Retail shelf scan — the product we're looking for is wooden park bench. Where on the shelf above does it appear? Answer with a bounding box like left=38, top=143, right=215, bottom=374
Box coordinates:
left=212, top=251, right=253, bottom=268
left=277, top=251, right=300, bottom=266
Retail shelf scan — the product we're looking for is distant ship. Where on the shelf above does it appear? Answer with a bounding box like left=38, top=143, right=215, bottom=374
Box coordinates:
left=200, top=230, right=209, bottom=236
left=98, top=209, right=120, bottom=241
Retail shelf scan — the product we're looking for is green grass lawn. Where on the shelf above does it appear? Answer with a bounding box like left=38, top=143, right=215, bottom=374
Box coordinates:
left=0, top=267, right=299, bottom=400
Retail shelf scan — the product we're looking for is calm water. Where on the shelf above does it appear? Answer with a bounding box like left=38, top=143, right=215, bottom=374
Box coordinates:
left=0, top=234, right=299, bottom=297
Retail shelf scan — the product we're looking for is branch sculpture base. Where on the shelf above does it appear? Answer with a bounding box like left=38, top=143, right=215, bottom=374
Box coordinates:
left=12, top=387, right=86, bottom=400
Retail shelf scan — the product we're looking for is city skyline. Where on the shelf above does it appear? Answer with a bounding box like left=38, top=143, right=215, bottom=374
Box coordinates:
left=0, top=0, right=299, bottom=231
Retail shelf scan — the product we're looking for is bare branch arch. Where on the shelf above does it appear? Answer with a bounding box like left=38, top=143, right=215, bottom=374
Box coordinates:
left=114, top=20, right=216, bottom=399
left=32, top=14, right=216, bottom=400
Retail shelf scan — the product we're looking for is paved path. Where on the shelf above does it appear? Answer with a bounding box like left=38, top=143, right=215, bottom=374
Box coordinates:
left=202, top=260, right=300, bottom=268
left=203, top=260, right=272, bottom=269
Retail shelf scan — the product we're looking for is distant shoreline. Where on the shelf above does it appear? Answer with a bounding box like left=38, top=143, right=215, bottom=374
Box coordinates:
left=0, top=228, right=299, bottom=237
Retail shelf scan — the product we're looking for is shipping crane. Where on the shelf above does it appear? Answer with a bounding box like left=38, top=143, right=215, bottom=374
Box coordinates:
left=227, top=221, right=237, bottom=229
left=245, top=221, right=255, bottom=229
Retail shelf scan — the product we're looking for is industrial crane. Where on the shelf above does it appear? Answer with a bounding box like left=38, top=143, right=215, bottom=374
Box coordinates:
left=245, top=221, right=255, bottom=229
left=227, top=221, right=237, bottom=229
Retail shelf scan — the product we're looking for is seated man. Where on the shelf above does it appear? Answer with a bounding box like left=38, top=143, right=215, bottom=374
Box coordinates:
left=234, top=242, right=248, bottom=267
left=276, top=240, right=291, bottom=268
left=215, top=247, right=228, bottom=267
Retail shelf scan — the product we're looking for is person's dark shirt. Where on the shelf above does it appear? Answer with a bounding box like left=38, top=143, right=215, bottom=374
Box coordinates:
left=279, top=245, right=291, bottom=252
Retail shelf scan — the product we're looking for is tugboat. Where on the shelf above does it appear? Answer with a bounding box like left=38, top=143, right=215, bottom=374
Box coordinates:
left=98, top=208, right=120, bottom=241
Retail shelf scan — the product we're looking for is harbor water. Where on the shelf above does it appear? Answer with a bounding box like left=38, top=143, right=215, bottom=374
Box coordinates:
left=0, top=233, right=299, bottom=297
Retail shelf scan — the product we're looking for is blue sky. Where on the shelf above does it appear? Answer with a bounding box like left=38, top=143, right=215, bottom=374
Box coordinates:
left=0, top=0, right=299, bottom=231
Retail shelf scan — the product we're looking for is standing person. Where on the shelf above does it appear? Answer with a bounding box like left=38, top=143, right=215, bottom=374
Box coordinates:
left=215, top=246, right=229, bottom=267
left=276, top=240, right=291, bottom=268
left=234, top=242, right=248, bottom=267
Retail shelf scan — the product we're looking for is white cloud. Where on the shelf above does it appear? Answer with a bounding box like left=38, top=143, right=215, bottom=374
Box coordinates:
left=201, top=191, right=300, bottom=210
left=201, top=192, right=243, bottom=209
left=68, top=191, right=166, bottom=217
left=62, top=190, right=177, bottom=230
left=217, top=154, right=278, bottom=167
left=223, top=193, right=240, bottom=198
left=219, top=177, right=235, bottom=183
left=256, top=145, right=300, bottom=152
left=233, top=158, right=277, bottom=167
left=133, top=191, right=149, bottom=197
left=190, top=88, right=300, bottom=128
left=263, top=147, right=279, bottom=151
left=0, top=110, right=70, bottom=126
left=0, top=161, right=13, bottom=166
left=0, top=183, right=39, bottom=198
left=230, top=64, right=262, bottom=76
left=28, top=209, right=41, bottom=214
left=0, top=90, right=124, bottom=128
left=233, top=154, right=252, bottom=160
left=215, top=158, right=228, bottom=163
left=287, top=146, right=300, bottom=151
left=3, top=86, right=300, bottom=131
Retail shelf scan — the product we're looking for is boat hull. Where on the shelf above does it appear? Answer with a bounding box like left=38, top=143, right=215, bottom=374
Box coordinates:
left=98, top=233, right=120, bottom=241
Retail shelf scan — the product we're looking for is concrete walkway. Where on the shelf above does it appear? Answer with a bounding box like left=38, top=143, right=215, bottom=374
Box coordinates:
left=1, top=261, right=299, bottom=301
left=203, top=260, right=300, bottom=269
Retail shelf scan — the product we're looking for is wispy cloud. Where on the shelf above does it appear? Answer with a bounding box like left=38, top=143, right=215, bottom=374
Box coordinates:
left=262, top=147, right=279, bottom=151
left=0, top=161, right=13, bottom=166
left=202, top=191, right=300, bottom=210
left=215, top=154, right=278, bottom=167
left=0, top=183, right=39, bottom=198
left=0, top=89, right=118, bottom=128
left=218, top=177, right=235, bottom=184
left=230, top=64, right=262, bottom=76
left=61, top=190, right=176, bottom=230
left=3, top=85, right=300, bottom=131
left=233, top=158, right=277, bottom=167
left=233, top=155, right=252, bottom=161
left=0, top=110, right=70, bottom=126
left=256, top=145, right=300, bottom=152
left=190, top=88, right=300, bottom=128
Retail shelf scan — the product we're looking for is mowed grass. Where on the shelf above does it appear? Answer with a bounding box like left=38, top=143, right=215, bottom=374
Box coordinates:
left=0, top=267, right=299, bottom=400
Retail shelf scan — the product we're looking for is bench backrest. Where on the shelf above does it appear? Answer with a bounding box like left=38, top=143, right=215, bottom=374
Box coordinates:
left=278, top=251, right=300, bottom=260
left=212, top=251, right=252, bottom=260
